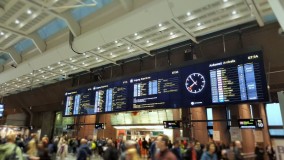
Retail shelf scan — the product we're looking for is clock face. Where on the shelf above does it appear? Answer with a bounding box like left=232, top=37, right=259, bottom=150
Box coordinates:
left=185, top=73, right=206, bottom=94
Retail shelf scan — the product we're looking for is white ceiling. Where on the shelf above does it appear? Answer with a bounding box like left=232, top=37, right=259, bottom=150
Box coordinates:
left=0, top=0, right=278, bottom=96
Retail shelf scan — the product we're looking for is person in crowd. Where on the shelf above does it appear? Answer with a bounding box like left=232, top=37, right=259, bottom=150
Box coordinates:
left=149, top=138, right=157, bottom=160
left=57, top=138, right=68, bottom=160
left=233, top=141, right=243, bottom=160
left=103, top=139, right=119, bottom=160
left=27, top=138, right=38, bottom=158
left=200, top=142, right=218, bottom=160
left=255, top=143, right=264, bottom=160
left=16, top=134, right=25, bottom=151
left=184, top=141, right=197, bottom=160
left=77, top=138, right=92, bottom=160
left=266, top=145, right=276, bottom=160
left=168, top=140, right=173, bottom=149
left=120, top=140, right=140, bottom=160
left=37, top=141, right=51, bottom=160
left=155, top=134, right=177, bottom=160
left=0, top=133, right=24, bottom=160
left=97, top=137, right=104, bottom=156
left=119, top=139, right=126, bottom=154
left=138, top=138, right=142, bottom=156
left=142, top=137, right=149, bottom=158
left=195, top=141, right=203, bottom=160
left=171, top=140, right=182, bottom=160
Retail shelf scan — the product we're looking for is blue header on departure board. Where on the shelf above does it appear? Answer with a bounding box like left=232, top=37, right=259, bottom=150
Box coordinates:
left=63, top=51, right=269, bottom=116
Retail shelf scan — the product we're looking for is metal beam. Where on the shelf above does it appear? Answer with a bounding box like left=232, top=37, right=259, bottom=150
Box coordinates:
left=268, top=0, right=284, bottom=30
left=121, top=38, right=152, bottom=56
left=6, top=48, right=22, bottom=65
left=170, top=19, right=198, bottom=43
left=21, top=0, right=81, bottom=37
left=0, top=25, right=46, bottom=53
left=245, top=0, right=264, bottom=27
left=87, top=51, right=119, bottom=65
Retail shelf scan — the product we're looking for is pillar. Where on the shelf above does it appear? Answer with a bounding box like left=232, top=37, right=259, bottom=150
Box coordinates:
left=40, top=111, right=55, bottom=139
left=212, top=106, right=230, bottom=146
left=173, top=109, right=181, bottom=140
left=97, top=114, right=116, bottom=140
left=191, top=107, right=208, bottom=144
left=238, top=104, right=255, bottom=153
left=182, top=108, right=191, bottom=138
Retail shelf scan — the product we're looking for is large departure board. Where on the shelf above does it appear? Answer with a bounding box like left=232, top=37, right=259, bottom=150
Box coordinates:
left=63, top=51, right=269, bottom=116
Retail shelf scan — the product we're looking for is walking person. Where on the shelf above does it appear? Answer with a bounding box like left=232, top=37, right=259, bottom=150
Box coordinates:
left=57, top=139, right=68, bottom=160
left=77, top=138, right=92, bottom=160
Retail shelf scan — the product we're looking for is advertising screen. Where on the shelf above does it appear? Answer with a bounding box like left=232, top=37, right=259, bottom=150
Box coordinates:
left=163, top=121, right=181, bottom=129
left=95, top=123, right=105, bottom=129
left=238, top=119, right=264, bottom=129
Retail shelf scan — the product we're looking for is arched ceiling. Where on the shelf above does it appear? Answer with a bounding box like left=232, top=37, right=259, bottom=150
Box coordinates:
left=0, top=0, right=279, bottom=97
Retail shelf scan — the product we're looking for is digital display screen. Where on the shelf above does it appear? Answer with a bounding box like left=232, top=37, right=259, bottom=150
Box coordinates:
left=95, top=123, right=105, bottom=129
left=163, top=121, right=181, bottom=129
left=0, top=104, right=4, bottom=117
left=238, top=119, right=264, bottom=129
left=63, top=51, right=269, bottom=116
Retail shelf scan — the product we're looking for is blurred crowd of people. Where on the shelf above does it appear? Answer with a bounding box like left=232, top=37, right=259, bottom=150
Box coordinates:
left=0, top=133, right=276, bottom=160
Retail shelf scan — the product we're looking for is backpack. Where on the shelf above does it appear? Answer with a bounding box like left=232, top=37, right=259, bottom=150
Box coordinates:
left=91, top=142, right=96, bottom=150
left=4, top=145, right=19, bottom=160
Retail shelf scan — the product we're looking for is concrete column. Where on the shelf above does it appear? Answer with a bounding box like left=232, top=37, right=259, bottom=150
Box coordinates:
left=181, top=108, right=191, bottom=138
left=212, top=106, right=230, bottom=146
left=253, top=103, right=271, bottom=147
left=191, top=107, right=208, bottom=144
left=40, top=111, right=55, bottom=139
left=173, top=109, right=181, bottom=140
left=238, top=104, right=255, bottom=154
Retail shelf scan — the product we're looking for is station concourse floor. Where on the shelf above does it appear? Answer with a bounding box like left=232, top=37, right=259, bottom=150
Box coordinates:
left=63, top=154, right=149, bottom=160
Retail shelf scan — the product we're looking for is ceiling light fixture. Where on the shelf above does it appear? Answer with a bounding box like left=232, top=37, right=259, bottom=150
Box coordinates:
left=115, top=41, right=118, bottom=43
left=96, top=57, right=99, bottom=60
left=0, top=32, right=4, bottom=35
left=97, top=47, right=100, bottom=50
left=127, top=47, right=130, bottom=50
left=187, top=12, right=191, bottom=16
left=15, top=19, right=20, bottom=24
left=134, top=33, right=138, bottom=36
left=27, top=9, right=32, bottom=14
left=223, top=0, right=228, bottom=2
left=146, top=40, right=150, bottom=43
left=110, top=52, right=113, bottom=56
left=158, top=23, right=162, bottom=27
left=232, top=10, right=237, bottom=15
left=170, top=32, right=174, bottom=36
left=83, top=53, right=86, bottom=55
left=47, top=66, right=50, bottom=68
left=82, top=62, right=85, bottom=65
left=58, top=62, right=61, bottom=65
left=69, top=58, right=73, bottom=61
left=197, top=22, right=201, bottom=26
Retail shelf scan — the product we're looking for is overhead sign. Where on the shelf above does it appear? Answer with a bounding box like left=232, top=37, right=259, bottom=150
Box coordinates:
left=95, top=123, right=105, bottom=129
left=238, top=119, right=264, bottom=129
left=66, top=124, right=75, bottom=130
left=63, top=51, right=269, bottom=116
left=163, top=121, right=181, bottom=129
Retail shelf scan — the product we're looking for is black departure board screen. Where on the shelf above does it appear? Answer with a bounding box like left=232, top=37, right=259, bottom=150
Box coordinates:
left=63, top=51, right=269, bottom=116
left=238, top=119, right=264, bottom=129
left=0, top=104, right=4, bottom=117
left=163, top=121, right=181, bottom=129
left=95, top=123, right=105, bottom=129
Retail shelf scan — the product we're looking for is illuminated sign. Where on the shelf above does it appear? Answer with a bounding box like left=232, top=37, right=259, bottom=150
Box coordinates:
left=238, top=119, right=264, bottom=129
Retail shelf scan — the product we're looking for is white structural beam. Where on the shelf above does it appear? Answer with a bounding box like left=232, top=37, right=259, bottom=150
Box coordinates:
left=119, top=0, right=133, bottom=11
left=268, top=0, right=284, bottom=30
left=170, top=19, right=198, bottom=43
left=6, top=48, right=22, bottom=65
left=87, top=51, right=119, bottom=65
left=21, top=0, right=81, bottom=37
left=121, top=38, right=152, bottom=56
left=0, top=25, right=46, bottom=53
left=245, top=0, right=264, bottom=27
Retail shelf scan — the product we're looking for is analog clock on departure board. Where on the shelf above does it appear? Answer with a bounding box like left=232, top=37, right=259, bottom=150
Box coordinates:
left=185, top=73, right=206, bottom=93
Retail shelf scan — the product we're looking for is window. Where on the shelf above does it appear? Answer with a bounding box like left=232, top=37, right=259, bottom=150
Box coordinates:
left=266, top=103, right=284, bottom=136
left=226, top=106, right=231, bottom=126
left=207, top=108, right=213, bottom=127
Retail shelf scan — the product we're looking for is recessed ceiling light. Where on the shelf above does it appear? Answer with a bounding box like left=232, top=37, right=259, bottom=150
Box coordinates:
left=115, top=41, right=118, bottom=43
left=27, top=9, right=32, bottom=14
left=170, top=32, right=174, bottom=36
left=69, top=58, right=73, bottom=61
left=187, top=12, right=191, bottom=16
left=0, top=32, right=4, bottom=35
left=15, top=19, right=20, bottom=24
left=60, top=69, right=63, bottom=72
left=158, top=23, right=162, bottom=27
left=110, top=52, right=113, bottom=56
left=47, top=66, right=50, bottom=68
left=96, top=57, right=99, bottom=60
left=82, top=62, right=85, bottom=65
left=58, top=62, right=61, bottom=65
left=83, top=53, right=86, bottom=55
left=134, top=33, right=138, bottom=36
left=127, top=47, right=130, bottom=50
left=223, top=0, right=228, bottom=2
left=5, top=35, right=8, bottom=38
left=146, top=40, right=150, bottom=43
left=42, top=75, right=45, bottom=78
left=197, top=22, right=201, bottom=26
left=97, top=47, right=100, bottom=50
left=232, top=10, right=237, bottom=15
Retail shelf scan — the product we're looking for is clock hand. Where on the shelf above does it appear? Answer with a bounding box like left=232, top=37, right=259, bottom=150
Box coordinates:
left=189, top=76, right=195, bottom=83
